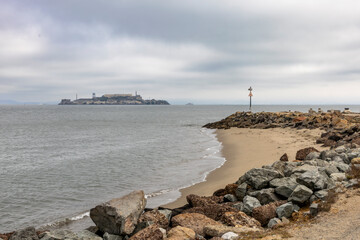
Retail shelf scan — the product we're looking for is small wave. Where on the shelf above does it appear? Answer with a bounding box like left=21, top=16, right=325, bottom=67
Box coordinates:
left=69, top=212, right=90, bottom=221
left=145, top=188, right=176, bottom=199
left=38, top=211, right=90, bottom=231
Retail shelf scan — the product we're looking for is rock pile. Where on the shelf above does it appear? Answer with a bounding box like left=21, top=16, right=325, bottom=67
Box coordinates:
left=203, top=111, right=360, bottom=149
left=6, top=145, right=359, bottom=240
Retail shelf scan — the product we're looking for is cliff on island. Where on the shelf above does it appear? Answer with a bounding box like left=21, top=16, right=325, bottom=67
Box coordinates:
left=3, top=109, right=360, bottom=240
left=59, top=93, right=170, bottom=105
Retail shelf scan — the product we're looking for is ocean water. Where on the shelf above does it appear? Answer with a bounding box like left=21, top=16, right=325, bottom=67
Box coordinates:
left=1, top=104, right=359, bottom=232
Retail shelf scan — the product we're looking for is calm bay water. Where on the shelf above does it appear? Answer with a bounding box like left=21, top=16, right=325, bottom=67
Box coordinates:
left=1, top=104, right=359, bottom=232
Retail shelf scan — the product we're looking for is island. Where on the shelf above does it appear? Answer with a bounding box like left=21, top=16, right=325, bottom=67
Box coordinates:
left=59, top=93, right=170, bottom=105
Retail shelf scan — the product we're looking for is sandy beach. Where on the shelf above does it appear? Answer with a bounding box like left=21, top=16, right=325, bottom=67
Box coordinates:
left=164, top=127, right=327, bottom=208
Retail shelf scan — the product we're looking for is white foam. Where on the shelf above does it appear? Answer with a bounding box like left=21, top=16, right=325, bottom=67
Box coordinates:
left=69, top=211, right=90, bottom=221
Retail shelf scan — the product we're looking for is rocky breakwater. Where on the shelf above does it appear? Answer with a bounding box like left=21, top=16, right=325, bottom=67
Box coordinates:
left=204, top=111, right=360, bottom=149
left=4, top=146, right=360, bottom=240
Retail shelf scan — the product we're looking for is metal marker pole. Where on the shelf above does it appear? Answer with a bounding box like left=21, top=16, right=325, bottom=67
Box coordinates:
left=248, top=87, right=253, bottom=111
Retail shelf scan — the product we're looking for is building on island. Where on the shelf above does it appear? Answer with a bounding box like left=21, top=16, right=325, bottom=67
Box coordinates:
left=59, top=92, right=169, bottom=105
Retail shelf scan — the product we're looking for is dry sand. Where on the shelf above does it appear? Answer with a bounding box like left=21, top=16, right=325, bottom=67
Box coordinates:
left=164, top=127, right=327, bottom=208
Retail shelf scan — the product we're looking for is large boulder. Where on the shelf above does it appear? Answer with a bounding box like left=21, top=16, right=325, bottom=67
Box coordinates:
left=171, top=213, right=221, bottom=236
left=244, top=168, right=283, bottom=190
left=90, top=190, right=147, bottom=235
left=220, top=212, right=261, bottom=228
left=128, top=225, right=166, bottom=240
left=288, top=185, right=313, bottom=204
left=251, top=201, right=287, bottom=226
left=296, top=170, right=328, bottom=190
left=167, top=226, right=196, bottom=240
left=270, top=177, right=298, bottom=198
left=296, top=147, right=319, bottom=160
left=243, top=196, right=261, bottom=215
left=9, top=227, right=38, bottom=240
left=248, top=188, right=280, bottom=205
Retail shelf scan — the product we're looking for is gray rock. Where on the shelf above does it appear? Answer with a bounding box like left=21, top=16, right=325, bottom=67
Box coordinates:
left=310, top=203, right=319, bottom=216
left=338, top=153, right=350, bottom=164
left=333, top=162, right=350, bottom=173
left=348, top=152, right=360, bottom=161
left=292, top=165, right=319, bottom=174
left=235, top=175, right=246, bottom=185
left=335, top=146, right=347, bottom=154
left=289, top=185, right=313, bottom=204
left=296, top=170, right=327, bottom=190
left=283, top=162, right=301, bottom=177
left=40, top=230, right=102, bottom=240
left=314, top=159, right=331, bottom=167
left=324, top=163, right=340, bottom=176
left=345, top=179, right=359, bottom=188
left=293, top=204, right=300, bottom=212
left=271, top=161, right=287, bottom=175
left=224, top=194, right=237, bottom=202
left=309, top=194, right=318, bottom=203
left=235, top=182, right=248, bottom=200
left=276, top=203, right=294, bottom=218
left=314, top=190, right=328, bottom=200
left=320, top=150, right=337, bottom=160
left=243, top=195, right=261, bottom=215
left=158, top=209, right=172, bottom=222
left=10, top=227, right=38, bottom=240
left=332, top=155, right=344, bottom=163
left=274, top=183, right=298, bottom=198
left=90, top=190, right=146, bottom=235
left=103, top=233, right=123, bottom=240
left=330, top=173, right=346, bottom=182
left=244, top=168, right=283, bottom=189
left=232, top=202, right=244, bottom=211
left=221, top=232, right=239, bottom=240
left=305, top=152, right=320, bottom=160
left=249, top=188, right=280, bottom=205
left=267, top=218, right=281, bottom=228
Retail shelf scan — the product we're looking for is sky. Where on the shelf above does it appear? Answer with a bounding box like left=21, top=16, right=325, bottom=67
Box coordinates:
left=1, top=0, right=360, bottom=104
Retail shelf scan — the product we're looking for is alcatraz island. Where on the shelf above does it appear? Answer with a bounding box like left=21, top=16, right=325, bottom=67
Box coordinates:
left=59, top=92, right=170, bottom=105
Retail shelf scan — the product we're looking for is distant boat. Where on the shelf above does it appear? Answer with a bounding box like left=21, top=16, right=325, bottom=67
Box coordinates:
left=186, top=103, right=194, bottom=106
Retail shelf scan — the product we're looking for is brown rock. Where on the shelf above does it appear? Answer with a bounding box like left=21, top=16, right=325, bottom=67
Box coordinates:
left=323, top=139, right=337, bottom=147
left=280, top=153, right=288, bottom=162
left=186, top=194, right=223, bottom=207
left=213, top=188, right=227, bottom=197
left=252, top=201, right=287, bottom=226
left=167, top=226, right=196, bottom=240
left=138, top=209, right=169, bottom=229
left=225, top=184, right=238, bottom=195
left=203, top=224, right=261, bottom=237
left=129, top=224, right=165, bottom=240
left=171, top=213, right=221, bottom=236
left=295, top=147, right=319, bottom=160
left=293, top=116, right=307, bottom=122
left=220, top=211, right=261, bottom=228
left=183, top=204, right=238, bottom=221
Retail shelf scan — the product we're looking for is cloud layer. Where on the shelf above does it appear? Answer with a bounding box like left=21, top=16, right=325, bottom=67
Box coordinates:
left=1, top=0, right=360, bottom=104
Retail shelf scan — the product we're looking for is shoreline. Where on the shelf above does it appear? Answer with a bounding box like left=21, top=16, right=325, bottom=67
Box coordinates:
left=163, top=127, right=327, bottom=208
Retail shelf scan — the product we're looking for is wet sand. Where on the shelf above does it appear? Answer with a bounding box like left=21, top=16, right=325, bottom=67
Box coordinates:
left=164, top=127, right=326, bottom=208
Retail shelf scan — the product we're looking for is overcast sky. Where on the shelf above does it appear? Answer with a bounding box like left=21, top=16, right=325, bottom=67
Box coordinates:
left=1, top=0, right=360, bottom=104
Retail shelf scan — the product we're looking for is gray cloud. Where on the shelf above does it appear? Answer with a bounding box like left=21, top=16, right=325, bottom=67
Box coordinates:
left=0, top=0, right=360, bottom=104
